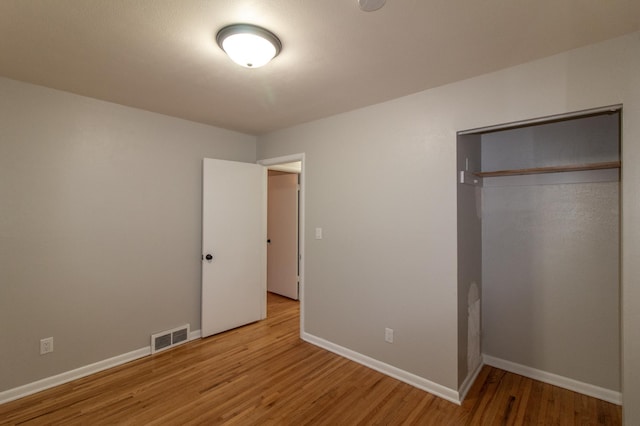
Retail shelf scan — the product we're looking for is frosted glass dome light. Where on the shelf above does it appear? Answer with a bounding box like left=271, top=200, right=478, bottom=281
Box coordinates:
left=216, top=24, right=282, bottom=68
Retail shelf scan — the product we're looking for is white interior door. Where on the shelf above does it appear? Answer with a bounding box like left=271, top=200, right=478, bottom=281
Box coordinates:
left=201, top=158, right=266, bottom=338
left=267, top=172, right=299, bottom=299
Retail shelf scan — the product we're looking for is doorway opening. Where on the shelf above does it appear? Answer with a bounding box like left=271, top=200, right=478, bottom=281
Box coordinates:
left=266, top=163, right=301, bottom=300
left=259, top=154, right=305, bottom=338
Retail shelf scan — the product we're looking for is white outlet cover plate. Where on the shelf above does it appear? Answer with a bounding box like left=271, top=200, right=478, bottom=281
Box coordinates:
left=40, top=337, right=54, bottom=354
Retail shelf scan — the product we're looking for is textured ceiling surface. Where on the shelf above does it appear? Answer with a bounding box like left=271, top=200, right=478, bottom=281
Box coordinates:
left=0, top=0, right=638, bottom=135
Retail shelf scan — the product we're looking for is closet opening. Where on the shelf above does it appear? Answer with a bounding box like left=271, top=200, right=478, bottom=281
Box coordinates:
left=456, top=106, right=622, bottom=404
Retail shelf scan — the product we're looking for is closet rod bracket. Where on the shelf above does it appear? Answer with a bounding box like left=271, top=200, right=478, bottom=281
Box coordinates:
left=459, top=170, right=483, bottom=187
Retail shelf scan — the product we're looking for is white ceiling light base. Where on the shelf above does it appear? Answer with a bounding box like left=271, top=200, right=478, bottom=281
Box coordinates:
left=216, top=24, right=282, bottom=68
left=358, top=0, right=386, bottom=12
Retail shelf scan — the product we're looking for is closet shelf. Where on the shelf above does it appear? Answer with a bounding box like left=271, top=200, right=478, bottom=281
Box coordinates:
left=474, top=161, right=621, bottom=178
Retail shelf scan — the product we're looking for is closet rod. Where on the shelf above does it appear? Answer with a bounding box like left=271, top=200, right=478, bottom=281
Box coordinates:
left=458, top=104, right=622, bottom=136
left=475, top=161, right=621, bottom=178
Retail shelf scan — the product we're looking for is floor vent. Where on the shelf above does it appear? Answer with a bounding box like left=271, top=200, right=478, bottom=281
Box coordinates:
left=151, top=324, right=190, bottom=354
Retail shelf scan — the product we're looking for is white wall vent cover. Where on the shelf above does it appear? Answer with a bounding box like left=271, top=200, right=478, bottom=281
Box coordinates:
left=151, top=324, right=190, bottom=354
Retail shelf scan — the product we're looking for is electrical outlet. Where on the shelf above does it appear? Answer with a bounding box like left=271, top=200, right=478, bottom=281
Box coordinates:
left=40, top=337, right=54, bottom=355
left=384, top=328, right=394, bottom=343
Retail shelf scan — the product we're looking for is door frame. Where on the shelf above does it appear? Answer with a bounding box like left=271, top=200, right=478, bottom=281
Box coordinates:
left=258, top=153, right=305, bottom=338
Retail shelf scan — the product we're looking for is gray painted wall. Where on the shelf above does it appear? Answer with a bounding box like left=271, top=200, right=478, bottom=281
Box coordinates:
left=258, top=33, right=640, bottom=423
left=482, top=180, right=620, bottom=390
left=260, top=107, right=461, bottom=389
left=480, top=115, right=620, bottom=391
left=0, top=77, right=256, bottom=391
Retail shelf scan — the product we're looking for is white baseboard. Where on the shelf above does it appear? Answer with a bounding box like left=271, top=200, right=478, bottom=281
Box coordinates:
left=0, top=329, right=202, bottom=405
left=458, top=361, right=484, bottom=402
left=0, top=347, right=150, bottom=405
left=301, top=332, right=461, bottom=404
left=483, top=354, right=622, bottom=405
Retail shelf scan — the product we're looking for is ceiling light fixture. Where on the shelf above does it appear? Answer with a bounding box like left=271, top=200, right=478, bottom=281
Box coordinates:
left=216, top=24, right=282, bottom=68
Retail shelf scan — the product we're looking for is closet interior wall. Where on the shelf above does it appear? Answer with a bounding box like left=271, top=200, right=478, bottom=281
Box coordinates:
left=457, top=111, right=621, bottom=395
left=456, top=134, right=483, bottom=389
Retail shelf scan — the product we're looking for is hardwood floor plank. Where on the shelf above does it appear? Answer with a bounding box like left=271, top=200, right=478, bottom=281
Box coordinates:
left=508, top=375, right=532, bottom=426
left=0, top=293, right=621, bottom=425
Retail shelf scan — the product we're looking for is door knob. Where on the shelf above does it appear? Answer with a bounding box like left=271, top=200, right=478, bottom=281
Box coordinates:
left=205, top=254, right=214, bottom=262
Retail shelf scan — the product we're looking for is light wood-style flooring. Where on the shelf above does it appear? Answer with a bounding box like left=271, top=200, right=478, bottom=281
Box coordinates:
left=0, top=293, right=621, bottom=425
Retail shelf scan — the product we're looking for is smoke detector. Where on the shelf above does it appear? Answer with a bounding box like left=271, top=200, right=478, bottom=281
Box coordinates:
left=358, top=0, right=386, bottom=12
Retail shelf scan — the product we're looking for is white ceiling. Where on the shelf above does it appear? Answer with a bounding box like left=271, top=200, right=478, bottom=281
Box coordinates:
left=1, top=1, right=638, bottom=135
